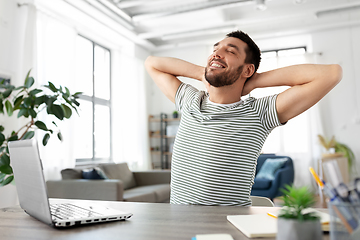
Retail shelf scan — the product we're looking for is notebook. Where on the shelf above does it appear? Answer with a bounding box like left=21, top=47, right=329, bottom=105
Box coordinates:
left=227, top=214, right=277, bottom=238
left=8, top=139, right=133, bottom=227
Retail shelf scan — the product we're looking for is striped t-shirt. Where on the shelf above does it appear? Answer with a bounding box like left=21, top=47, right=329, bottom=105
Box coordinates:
left=170, top=83, right=283, bottom=206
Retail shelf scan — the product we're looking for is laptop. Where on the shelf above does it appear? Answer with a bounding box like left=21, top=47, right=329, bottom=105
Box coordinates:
left=8, top=139, right=133, bottom=227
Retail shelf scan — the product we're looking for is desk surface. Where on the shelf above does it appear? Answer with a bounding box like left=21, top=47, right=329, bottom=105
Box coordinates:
left=0, top=199, right=329, bottom=240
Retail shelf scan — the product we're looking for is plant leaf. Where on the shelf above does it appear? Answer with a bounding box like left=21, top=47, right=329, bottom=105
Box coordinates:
left=22, top=131, right=35, bottom=140
left=25, top=76, right=35, bottom=89
left=57, top=132, right=63, bottom=141
left=23, top=97, right=31, bottom=108
left=0, top=132, right=5, bottom=142
left=318, top=135, right=328, bottom=150
left=29, top=108, right=37, bottom=118
left=65, top=87, right=70, bottom=97
left=24, top=69, right=31, bottom=83
left=0, top=125, right=4, bottom=132
left=8, top=134, right=18, bottom=142
left=0, top=101, right=3, bottom=114
left=34, top=95, right=46, bottom=106
left=29, top=89, right=42, bottom=96
left=17, top=108, right=28, bottom=118
left=42, top=133, right=50, bottom=146
left=72, top=92, right=82, bottom=97
left=5, top=100, right=13, bottom=116
left=35, top=121, right=48, bottom=131
left=0, top=175, right=14, bottom=186
left=0, top=165, right=13, bottom=174
left=2, top=88, right=12, bottom=98
left=48, top=82, right=57, bottom=92
left=0, top=153, right=10, bottom=166
left=61, top=104, right=72, bottom=119
left=14, top=86, right=25, bottom=90
left=13, top=95, right=24, bottom=110
left=0, top=173, right=5, bottom=182
left=51, top=104, right=64, bottom=120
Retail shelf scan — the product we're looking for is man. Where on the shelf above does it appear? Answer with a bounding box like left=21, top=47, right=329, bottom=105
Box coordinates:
left=145, top=31, right=342, bottom=206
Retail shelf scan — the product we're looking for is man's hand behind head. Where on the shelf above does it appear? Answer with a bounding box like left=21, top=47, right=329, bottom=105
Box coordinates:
left=241, top=72, right=259, bottom=96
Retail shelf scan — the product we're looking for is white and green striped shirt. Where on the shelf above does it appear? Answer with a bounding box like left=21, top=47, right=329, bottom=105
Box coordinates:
left=170, top=83, right=283, bottom=206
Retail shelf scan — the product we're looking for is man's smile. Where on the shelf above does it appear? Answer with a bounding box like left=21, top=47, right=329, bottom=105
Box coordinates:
left=209, top=60, right=226, bottom=69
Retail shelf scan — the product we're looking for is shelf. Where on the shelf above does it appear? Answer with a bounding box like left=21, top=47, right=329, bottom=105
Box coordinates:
left=149, top=113, right=177, bottom=170
left=151, top=151, right=172, bottom=155
left=150, top=135, right=176, bottom=138
left=149, top=115, right=180, bottom=122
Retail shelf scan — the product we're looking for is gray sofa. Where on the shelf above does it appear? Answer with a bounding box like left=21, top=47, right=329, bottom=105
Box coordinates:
left=46, top=162, right=171, bottom=203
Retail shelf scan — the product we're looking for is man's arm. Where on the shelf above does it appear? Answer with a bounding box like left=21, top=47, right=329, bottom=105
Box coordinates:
left=145, top=56, right=205, bottom=103
left=242, top=64, right=342, bottom=123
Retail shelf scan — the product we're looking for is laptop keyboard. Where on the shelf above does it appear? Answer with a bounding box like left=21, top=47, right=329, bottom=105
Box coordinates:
left=50, top=203, right=103, bottom=220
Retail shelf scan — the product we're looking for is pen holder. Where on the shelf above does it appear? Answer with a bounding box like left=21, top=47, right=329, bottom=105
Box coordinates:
left=328, top=201, right=360, bottom=240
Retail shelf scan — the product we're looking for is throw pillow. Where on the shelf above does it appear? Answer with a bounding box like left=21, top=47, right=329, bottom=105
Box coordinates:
left=61, top=168, right=83, bottom=179
left=98, top=163, right=137, bottom=190
left=82, top=167, right=108, bottom=180
left=256, top=158, right=288, bottom=180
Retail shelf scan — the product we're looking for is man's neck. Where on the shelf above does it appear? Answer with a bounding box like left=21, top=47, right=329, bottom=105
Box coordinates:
left=207, top=79, right=245, bottom=104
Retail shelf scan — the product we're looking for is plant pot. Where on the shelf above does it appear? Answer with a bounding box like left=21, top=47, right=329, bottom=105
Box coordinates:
left=277, top=218, right=323, bottom=240
left=172, top=112, right=178, bottom=118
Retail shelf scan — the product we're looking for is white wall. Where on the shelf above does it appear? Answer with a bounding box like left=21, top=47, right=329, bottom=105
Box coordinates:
left=0, top=0, right=28, bottom=209
left=312, top=26, right=360, bottom=175
left=147, top=44, right=211, bottom=116
left=146, top=25, right=360, bottom=180
left=0, top=0, right=32, bottom=136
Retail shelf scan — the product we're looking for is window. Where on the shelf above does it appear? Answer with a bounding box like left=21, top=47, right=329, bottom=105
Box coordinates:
left=73, top=35, right=112, bottom=163
left=250, top=47, right=309, bottom=154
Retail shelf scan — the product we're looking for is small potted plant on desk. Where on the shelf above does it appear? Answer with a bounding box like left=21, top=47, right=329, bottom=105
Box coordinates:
left=277, top=185, right=322, bottom=240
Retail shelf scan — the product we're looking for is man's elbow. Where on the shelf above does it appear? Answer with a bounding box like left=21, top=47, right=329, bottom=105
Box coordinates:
left=331, top=64, right=343, bottom=85
left=145, top=56, right=154, bottom=69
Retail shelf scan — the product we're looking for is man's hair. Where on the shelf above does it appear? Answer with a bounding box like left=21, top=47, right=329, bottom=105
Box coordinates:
left=226, top=31, right=261, bottom=79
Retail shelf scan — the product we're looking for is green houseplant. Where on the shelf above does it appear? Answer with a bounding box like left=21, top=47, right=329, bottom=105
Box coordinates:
left=277, top=185, right=322, bottom=240
left=318, top=134, right=356, bottom=172
left=0, top=70, right=81, bottom=186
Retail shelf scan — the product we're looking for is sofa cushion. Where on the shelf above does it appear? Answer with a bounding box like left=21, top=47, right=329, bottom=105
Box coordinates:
left=61, top=168, right=82, bottom=179
left=252, top=178, right=272, bottom=190
left=256, top=158, right=288, bottom=180
left=123, top=184, right=170, bottom=202
left=82, top=167, right=108, bottom=180
left=99, top=163, right=136, bottom=190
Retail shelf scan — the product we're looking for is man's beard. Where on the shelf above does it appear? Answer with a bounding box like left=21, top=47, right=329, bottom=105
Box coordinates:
left=205, top=65, right=244, bottom=87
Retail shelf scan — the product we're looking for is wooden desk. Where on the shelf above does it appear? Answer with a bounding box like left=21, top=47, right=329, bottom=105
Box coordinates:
left=0, top=199, right=329, bottom=240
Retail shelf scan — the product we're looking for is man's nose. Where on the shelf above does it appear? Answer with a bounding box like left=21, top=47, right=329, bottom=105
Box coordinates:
left=212, top=49, right=224, bottom=59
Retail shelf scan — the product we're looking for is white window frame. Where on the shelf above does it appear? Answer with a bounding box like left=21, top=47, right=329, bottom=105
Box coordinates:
left=75, top=35, right=113, bottom=164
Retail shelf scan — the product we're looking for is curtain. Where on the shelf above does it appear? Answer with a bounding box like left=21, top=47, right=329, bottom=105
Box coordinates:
left=0, top=1, right=37, bottom=208
left=112, top=51, right=151, bottom=170
left=36, top=11, right=77, bottom=180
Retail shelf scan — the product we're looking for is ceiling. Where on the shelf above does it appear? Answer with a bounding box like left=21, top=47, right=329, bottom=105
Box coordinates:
left=65, top=0, right=360, bottom=51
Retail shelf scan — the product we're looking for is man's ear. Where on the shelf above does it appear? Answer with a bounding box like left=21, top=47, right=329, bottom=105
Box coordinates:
left=242, top=64, right=255, bottom=78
